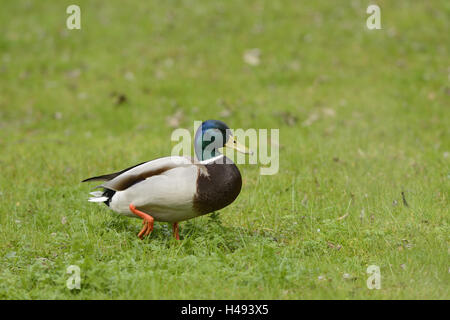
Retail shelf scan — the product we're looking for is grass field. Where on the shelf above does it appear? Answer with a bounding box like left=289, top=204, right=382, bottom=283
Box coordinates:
left=0, top=0, right=449, bottom=299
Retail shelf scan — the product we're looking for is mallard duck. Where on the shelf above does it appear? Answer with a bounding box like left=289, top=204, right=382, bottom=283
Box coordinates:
left=82, top=120, right=251, bottom=240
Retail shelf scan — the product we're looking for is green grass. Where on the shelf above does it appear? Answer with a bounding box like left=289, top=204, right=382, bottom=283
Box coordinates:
left=0, top=0, right=449, bottom=299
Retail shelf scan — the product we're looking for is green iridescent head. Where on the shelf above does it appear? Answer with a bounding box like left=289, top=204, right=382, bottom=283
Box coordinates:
left=194, top=120, right=251, bottom=161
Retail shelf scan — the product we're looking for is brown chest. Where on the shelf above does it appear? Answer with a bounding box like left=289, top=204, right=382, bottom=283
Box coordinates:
left=193, top=162, right=242, bottom=215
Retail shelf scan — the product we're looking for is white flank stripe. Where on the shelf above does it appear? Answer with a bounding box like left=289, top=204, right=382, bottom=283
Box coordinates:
left=88, top=197, right=109, bottom=202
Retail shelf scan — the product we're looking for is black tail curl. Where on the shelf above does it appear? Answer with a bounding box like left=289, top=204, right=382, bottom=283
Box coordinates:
left=102, top=189, right=116, bottom=207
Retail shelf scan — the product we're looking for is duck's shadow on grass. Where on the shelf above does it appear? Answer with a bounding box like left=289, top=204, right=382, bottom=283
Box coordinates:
left=101, top=213, right=277, bottom=252
left=102, top=216, right=136, bottom=233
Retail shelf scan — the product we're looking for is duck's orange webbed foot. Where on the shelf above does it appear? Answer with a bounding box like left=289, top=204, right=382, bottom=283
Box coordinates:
left=129, top=204, right=154, bottom=239
left=172, top=222, right=180, bottom=240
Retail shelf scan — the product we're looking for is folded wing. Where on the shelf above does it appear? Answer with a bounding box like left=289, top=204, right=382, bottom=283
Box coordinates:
left=83, top=156, right=194, bottom=191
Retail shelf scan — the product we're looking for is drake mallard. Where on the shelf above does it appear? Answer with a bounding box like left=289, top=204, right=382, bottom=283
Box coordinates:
left=82, top=120, right=251, bottom=239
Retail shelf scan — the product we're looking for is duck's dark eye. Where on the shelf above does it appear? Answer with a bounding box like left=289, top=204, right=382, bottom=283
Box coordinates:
left=233, top=140, right=236, bottom=144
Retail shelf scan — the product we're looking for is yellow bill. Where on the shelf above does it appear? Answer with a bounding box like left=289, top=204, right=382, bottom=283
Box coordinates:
left=224, top=136, right=253, bottom=155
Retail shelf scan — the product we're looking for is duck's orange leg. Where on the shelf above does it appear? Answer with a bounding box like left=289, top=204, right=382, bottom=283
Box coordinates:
left=129, top=204, right=154, bottom=239
left=172, top=222, right=180, bottom=240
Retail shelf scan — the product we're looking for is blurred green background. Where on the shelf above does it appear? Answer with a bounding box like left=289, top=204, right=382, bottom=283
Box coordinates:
left=0, top=1, right=448, bottom=299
